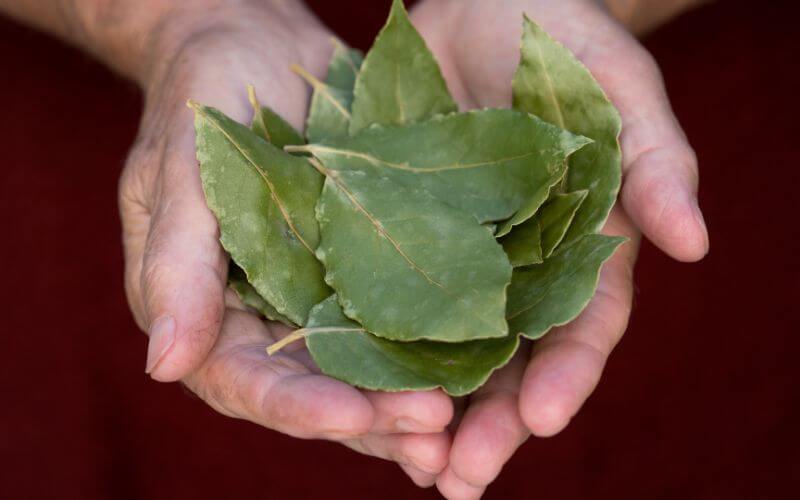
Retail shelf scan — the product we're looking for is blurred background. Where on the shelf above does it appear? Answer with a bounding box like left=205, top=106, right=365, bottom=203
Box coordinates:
left=1, top=0, right=798, bottom=498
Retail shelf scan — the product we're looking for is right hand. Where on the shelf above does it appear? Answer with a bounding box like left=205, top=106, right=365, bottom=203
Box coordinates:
left=118, top=1, right=452, bottom=485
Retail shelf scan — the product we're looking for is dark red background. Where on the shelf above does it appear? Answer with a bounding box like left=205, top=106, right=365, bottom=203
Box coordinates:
left=1, top=1, right=798, bottom=499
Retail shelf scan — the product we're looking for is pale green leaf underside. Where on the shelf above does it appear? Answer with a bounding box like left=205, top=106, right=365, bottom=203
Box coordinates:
left=507, top=234, right=626, bottom=340
left=305, top=296, right=520, bottom=396
left=193, top=104, right=330, bottom=325
left=513, top=15, right=621, bottom=246
left=228, top=263, right=294, bottom=326
left=500, top=219, right=543, bottom=267
left=305, top=109, right=589, bottom=223
left=315, top=167, right=511, bottom=342
left=349, top=0, right=457, bottom=134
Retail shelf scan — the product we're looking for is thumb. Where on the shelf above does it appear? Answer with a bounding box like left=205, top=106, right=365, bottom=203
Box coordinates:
left=140, top=132, right=227, bottom=382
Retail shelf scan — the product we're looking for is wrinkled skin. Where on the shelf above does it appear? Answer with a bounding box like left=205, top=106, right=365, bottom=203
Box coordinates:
left=406, top=0, right=708, bottom=497
left=116, top=0, right=708, bottom=499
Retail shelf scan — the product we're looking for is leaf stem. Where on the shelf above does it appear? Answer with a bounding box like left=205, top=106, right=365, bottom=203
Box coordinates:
left=284, top=144, right=311, bottom=154
left=266, top=327, right=364, bottom=355
left=290, top=63, right=326, bottom=91
left=246, top=84, right=260, bottom=112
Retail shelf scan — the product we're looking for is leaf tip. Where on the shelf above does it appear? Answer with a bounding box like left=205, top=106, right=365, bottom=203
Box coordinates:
left=390, top=0, right=407, bottom=14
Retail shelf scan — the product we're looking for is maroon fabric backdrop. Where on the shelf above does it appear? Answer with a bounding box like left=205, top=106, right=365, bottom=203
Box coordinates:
left=1, top=1, right=798, bottom=499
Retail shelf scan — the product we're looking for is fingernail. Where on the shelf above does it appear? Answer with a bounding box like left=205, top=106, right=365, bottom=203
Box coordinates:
left=691, top=197, right=710, bottom=249
left=145, top=316, right=176, bottom=374
left=396, top=417, right=432, bottom=433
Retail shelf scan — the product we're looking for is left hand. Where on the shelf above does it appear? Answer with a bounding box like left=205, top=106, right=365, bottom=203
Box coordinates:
left=409, top=0, right=709, bottom=497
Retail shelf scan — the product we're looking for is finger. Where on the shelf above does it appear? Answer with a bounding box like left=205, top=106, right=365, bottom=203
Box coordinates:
left=436, top=468, right=485, bottom=500
left=139, top=127, right=228, bottom=382
left=408, top=1, right=480, bottom=109
left=185, top=309, right=375, bottom=440
left=437, top=348, right=530, bottom=499
left=519, top=210, right=640, bottom=436
left=364, top=389, right=454, bottom=434
left=587, top=37, right=709, bottom=261
left=399, top=463, right=438, bottom=488
left=345, top=431, right=450, bottom=476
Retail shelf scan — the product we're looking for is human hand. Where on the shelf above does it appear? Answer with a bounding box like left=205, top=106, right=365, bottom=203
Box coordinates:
left=118, top=0, right=452, bottom=479
left=409, top=0, right=709, bottom=497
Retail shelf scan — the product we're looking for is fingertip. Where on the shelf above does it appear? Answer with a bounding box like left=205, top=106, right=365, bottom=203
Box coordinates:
left=366, top=389, right=454, bottom=433
left=519, top=397, right=572, bottom=438
left=145, top=315, right=177, bottom=380
left=518, top=342, right=604, bottom=438
left=449, top=392, right=528, bottom=485
left=400, top=432, right=451, bottom=475
left=436, top=467, right=485, bottom=500
left=399, top=463, right=437, bottom=488
left=622, top=163, right=709, bottom=262
left=145, top=289, right=225, bottom=382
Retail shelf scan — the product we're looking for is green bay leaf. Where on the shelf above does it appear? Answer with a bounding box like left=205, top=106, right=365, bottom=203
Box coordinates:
left=305, top=296, right=520, bottom=396
left=294, top=41, right=363, bottom=143
left=325, top=39, right=364, bottom=91
left=349, top=0, right=457, bottom=134
left=298, top=109, right=589, bottom=224
left=294, top=64, right=354, bottom=143
left=507, top=234, right=626, bottom=340
left=313, top=164, right=511, bottom=342
left=500, top=219, right=543, bottom=267
left=192, top=103, right=330, bottom=325
left=228, top=263, right=294, bottom=326
left=539, top=190, right=588, bottom=257
left=247, top=86, right=304, bottom=149
left=512, top=15, right=622, bottom=244
left=503, top=189, right=587, bottom=265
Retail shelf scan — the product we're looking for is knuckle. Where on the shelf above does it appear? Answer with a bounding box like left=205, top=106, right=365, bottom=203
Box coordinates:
left=402, top=436, right=449, bottom=475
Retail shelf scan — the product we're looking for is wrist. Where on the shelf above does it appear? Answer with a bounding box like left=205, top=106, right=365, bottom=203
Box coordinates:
left=67, top=0, right=326, bottom=86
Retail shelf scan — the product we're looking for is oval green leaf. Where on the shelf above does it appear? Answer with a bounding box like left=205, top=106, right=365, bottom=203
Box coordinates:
left=512, top=15, right=622, bottom=244
left=192, top=103, right=330, bottom=325
left=349, top=0, right=457, bottom=134
left=507, top=234, right=626, bottom=340
left=313, top=164, right=511, bottom=342
left=297, top=109, right=589, bottom=223
left=305, top=296, right=520, bottom=396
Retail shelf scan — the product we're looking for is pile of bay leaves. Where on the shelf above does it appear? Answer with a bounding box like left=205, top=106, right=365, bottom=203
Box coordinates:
left=192, top=0, right=625, bottom=396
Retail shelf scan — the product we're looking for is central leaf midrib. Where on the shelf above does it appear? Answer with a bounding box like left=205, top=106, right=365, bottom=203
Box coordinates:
left=320, top=164, right=446, bottom=292
left=200, top=109, right=315, bottom=254
left=308, top=145, right=538, bottom=173
left=312, top=159, right=508, bottom=338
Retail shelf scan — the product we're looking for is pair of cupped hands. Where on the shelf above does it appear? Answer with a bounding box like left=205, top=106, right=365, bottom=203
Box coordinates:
left=119, top=0, right=708, bottom=498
